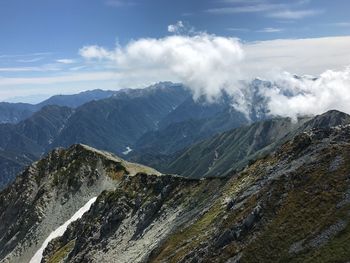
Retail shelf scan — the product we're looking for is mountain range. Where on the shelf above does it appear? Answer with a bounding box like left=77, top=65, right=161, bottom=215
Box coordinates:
left=0, top=82, right=263, bottom=189
left=1, top=109, right=350, bottom=262
left=0, top=89, right=117, bottom=124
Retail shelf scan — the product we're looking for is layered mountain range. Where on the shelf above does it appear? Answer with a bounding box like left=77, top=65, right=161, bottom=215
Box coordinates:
left=1, top=110, right=350, bottom=262
left=0, top=82, right=260, bottom=189
left=0, top=89, right=117, bottom=124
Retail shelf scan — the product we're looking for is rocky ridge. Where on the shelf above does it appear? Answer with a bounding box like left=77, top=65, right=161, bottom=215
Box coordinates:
left=41, top=114, right=350, bottom=262
left=0, top=144, right=158, bottom=263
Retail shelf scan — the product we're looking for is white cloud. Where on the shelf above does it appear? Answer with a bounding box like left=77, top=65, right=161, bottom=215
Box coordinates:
left=0, top=52, right=51, bottom=59
left=257, top=27, right=283, bottom=33
left=261, top=68, right=350, bottom=119
left=79, top=34, right=245, bottom=103
left=79, top=45, right=114, bottom=60
left=105, top=0, right=135, bottom=7
left=242, top=36, right=350, bottom=77
left=331, top=22, right=350, bottom=27
left=17, top=57, right=44, bottom=63
left=221, top=0, right=264, bottom=3
left=227, top=27, right=250, bottom=32
left=267, top=9, right=323, bottom=19
left=0, top=65, right=60, bottom=72
left=168, top=21, right=184, bottom=33
left=3, top=33, right=350, bottom=119
left=206, top=4, right=282, bottom=14
left=78, top=34, right=350, bottom=118
left=56, top=59, right=75, bottom=64
left=207, top=0, right=320, bottom=20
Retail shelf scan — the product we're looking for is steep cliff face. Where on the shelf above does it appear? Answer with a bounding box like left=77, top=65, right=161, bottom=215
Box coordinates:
left=0, top=144, right=159, bottom=263
left=42, top=123, right=350, bottom=262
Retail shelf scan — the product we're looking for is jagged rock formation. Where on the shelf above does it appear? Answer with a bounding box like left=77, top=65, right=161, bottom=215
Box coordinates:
left=0, top=144, right=158, bottom=263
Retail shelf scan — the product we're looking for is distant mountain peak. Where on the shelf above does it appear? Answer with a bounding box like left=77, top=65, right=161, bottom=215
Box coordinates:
left=302, top=109, right=350, bottom=130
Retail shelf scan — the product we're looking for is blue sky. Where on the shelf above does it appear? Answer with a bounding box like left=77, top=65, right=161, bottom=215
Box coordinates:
left=1, top=0, right=350, bottom=102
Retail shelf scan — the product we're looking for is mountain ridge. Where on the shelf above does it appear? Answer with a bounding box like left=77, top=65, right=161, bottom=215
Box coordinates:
left=0, top=143, right=159, bottom=263
left=2, top=110, right=350, bottom=262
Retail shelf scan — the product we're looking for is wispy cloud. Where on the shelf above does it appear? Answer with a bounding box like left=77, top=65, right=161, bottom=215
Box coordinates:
left=330, top=22, right=350, bottom=27
left=0, top=67, right=42, bottom=72
left=56, top=59, right=75, bottom=64
left=0, top=52, right=51, bottom=59
left=227, top=27, right=250, bottom=32
left=105, top=0, right=135, bottom=7
left=206, top=4, right=283, bottom=14
left=267, top=9, right=323, bottom=19
left=0, top=71, right=120, bottom=86
left=206, top=0, right=322, bottom=20
left=16, top=57, right=44, bottom=63
left=0, top=65, right=60, bottom=72
left=257, top=27, right=284, bottom=33
left=219, top=0, right=264, bottom=3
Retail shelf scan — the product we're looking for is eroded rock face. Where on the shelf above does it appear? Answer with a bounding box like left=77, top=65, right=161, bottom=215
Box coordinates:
left=0, top=144, right=158, bottom=263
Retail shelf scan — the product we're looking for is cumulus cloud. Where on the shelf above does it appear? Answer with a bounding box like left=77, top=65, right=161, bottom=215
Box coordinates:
left=256, top=68, right=350, bottom=119
left=78, top=33, right=350, bottom=118
left=168, top=21, right=184, bottom=33
left=79, top=45, right=114, bottom=60
left=79, top=33, right=245, bottom=104
left=2, top=30, right=350, bottom=120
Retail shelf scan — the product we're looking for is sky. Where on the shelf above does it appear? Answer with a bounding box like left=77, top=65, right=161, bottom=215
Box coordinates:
left=0, top=0, right=350, bottom=103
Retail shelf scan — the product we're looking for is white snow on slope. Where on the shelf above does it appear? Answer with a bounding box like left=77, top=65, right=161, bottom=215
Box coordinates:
left=122, top=146, right=133, bottom=155
left=29, top=197, right=97, bottom=263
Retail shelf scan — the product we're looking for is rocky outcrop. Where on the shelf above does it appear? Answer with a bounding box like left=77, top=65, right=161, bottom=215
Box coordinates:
left=0, top=144, right=158, bottom=263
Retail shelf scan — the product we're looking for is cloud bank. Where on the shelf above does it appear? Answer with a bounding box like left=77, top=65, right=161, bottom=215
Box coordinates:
left=79, top=33, right=245, bottom=102
left=79, top=32, right=350, bottom=119
left=3, top=25, right=350, bottom=120
left=261, top=68, right=350, bottom=118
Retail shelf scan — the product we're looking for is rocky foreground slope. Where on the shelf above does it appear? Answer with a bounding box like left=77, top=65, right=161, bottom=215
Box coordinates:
left=1, top=111, right=350, bottom=262
left=0, top=144, right=158, bottom=263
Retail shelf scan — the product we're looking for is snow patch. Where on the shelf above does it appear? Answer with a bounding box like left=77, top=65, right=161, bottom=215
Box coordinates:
left=29, top=197, right=97, bottom=263
left=123, top=146, right=133, bottom=155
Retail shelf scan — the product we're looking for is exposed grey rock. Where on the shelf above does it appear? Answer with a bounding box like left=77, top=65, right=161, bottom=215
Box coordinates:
left=329, top=155, right=344, bottom=172
left=308, top=220, right=347, bottom=248
left=289, top=240, right=304, bottom=254
left=0, top=144, right=159, bottom=263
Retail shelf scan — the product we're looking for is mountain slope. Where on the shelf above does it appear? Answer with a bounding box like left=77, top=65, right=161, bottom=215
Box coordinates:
left=166, top=110, right=350, bottom=178
left=30, top=113, right=350, bottom=262
left=132, top=106, right=248, bottom=157
left=37, top=89, right=116, bottom=109
left=51, top=83, right=190, bottom=154
left=0, top=105, right=73, bottom=189
left=0, top=144, right=159, bottom=263
left=0, top=102, right=36, bottom=124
